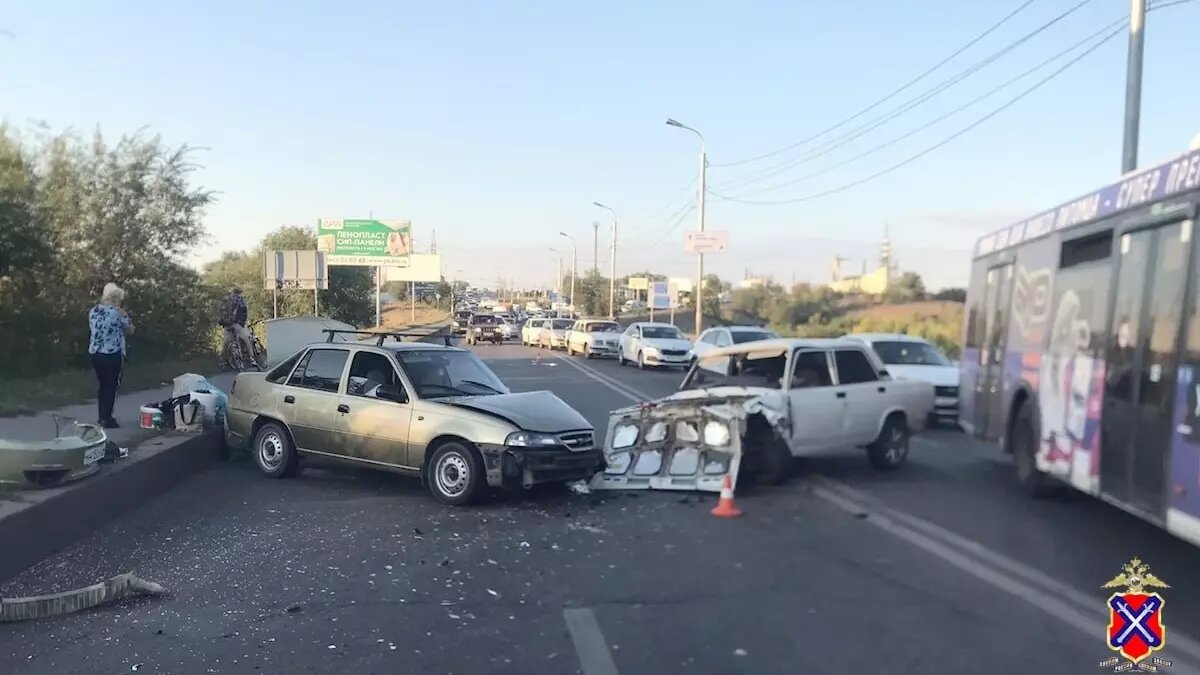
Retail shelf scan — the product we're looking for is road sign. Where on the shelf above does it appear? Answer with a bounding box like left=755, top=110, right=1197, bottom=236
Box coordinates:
left=650, top=281, right=671, bottom=310
left=317, top=218, right=412, bottom=266
left=263, top=250, right=328, bottom=290
left=684, top=230, right=729, bottom=254
left=627, top=276, right=649, bottom=291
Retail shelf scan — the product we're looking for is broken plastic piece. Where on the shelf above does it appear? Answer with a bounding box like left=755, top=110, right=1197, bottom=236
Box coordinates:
left=0, top=572, right=166, bottom=622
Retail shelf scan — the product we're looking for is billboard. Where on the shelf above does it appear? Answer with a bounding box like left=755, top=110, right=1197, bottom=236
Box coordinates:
left=684, top=231, right=729, bottom=254
left=650, top=281, right=671, bottom=310
left=627, top=276, right=650, bottom=291
left=383, top=254, right=443, bottom=283
left=263, top=250, right=328, bottom=290
left=317, top=218, right=412, bottom=266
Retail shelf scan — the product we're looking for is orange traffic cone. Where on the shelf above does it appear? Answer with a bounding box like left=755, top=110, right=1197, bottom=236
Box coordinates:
left=711, top=474, right=743, bottom=518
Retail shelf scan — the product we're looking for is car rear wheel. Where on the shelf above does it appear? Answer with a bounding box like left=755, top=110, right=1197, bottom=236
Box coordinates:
left=427, top=441, right=485, bottom=506
left=254, top=421, right=298, bottom=478
left=866, top=414, right=910, bottom=470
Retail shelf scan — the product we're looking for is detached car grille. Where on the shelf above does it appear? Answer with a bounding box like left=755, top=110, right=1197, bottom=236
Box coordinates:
left=935, top=386, right=959, bottom=398
left=558, top=431, right=595, bottom=452
left=661, top=349, right=688, bottom=357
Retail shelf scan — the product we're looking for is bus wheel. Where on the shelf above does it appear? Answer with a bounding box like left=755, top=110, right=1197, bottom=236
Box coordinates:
left=1012, top=403, right=1056, bottom=497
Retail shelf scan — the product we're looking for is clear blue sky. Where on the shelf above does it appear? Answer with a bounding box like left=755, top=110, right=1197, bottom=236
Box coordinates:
left=5, top=0, right=1200, bottom=291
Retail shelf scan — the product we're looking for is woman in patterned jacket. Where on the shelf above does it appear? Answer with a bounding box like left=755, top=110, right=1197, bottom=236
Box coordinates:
left=88, top=282, right=135, bottom=428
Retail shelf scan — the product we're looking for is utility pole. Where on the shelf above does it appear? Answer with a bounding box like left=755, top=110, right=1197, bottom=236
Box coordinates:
left=594, top=203, right=617, bottom=319
left=592, top=221, right=600, bottom=274
left=1122, top=0, right=1146, bottom=173
left=559, top=232, right=577, bottom=318
left=666, top=118, right=707, bottom=336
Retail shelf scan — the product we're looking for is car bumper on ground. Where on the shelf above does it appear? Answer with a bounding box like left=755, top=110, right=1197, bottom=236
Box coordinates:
left=479, top=444, right=604, bottom=489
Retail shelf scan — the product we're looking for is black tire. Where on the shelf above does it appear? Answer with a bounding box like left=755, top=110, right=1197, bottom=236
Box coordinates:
left=866, top=414, right=910, bottom=470
left=637, top=351, right=646, bottom=370
left=584, top=347, right=592, bottom=359
left=427, top=440, right=486, bottom=506
left=253, top=342, right=268, bottom=370
left=253, top=421, right=298, bottom=478
left=754, top=434, right=793, bottom=485
left=1012, top=402, right=1057, bottom=497
left=225, top=341, right=246, bottom=372
left=617, top=348, right=625, bottom=366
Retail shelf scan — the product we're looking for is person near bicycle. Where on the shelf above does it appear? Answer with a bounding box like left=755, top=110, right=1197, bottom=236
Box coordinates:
left=219, top=287, right=254, bottom=369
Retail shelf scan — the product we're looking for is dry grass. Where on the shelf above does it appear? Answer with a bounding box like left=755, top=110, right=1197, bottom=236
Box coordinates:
left=848, top=300, right=964, bottom=323
left=378, top=303, right=449, bottom=330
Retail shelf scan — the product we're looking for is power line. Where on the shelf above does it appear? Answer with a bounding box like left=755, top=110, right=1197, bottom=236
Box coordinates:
left=711, top=0, right=1042, bottom=168
left=709, top=21, right=1127, bottom=207
left=713, top=0, right=1097, bottom=191
left=720, top=14, right=1128, bottom=200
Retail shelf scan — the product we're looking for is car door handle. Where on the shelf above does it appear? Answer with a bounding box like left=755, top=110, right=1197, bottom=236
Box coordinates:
left=337, top=404, right=350, bottom=414
left=877, top=386, right=886, bottom=393
left=284, top=395, right=295, bottom=404
left=836, top=392, right=846, bottom=399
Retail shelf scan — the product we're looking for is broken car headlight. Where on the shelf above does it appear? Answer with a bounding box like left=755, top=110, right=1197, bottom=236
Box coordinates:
left=703, top=421, right=731, bottom=447
left=505, top=431, right=561, bottom=447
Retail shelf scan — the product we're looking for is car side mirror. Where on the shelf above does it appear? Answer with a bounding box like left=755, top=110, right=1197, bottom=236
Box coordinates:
left=376, top=385, right=408, bottom=403
left=879, top=368, right=891, bottom=378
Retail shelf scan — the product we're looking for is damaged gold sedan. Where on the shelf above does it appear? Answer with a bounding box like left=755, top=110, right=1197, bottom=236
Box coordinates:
left=0, top=417, right=108, bottom=488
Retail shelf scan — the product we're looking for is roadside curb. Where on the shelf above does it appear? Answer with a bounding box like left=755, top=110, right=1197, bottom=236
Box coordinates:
left=0, top=431, right=221, bottom=583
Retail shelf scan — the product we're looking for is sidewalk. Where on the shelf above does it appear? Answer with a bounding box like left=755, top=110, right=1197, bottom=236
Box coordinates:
left=0, top=372, right=238, bottom=443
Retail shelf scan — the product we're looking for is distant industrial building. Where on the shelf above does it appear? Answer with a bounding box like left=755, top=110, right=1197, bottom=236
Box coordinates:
left=827, top=229, right=899, bottom=296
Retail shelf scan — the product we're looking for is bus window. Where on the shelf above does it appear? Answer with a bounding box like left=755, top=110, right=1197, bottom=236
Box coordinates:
left=1060, top=230, right=1112, bottom=269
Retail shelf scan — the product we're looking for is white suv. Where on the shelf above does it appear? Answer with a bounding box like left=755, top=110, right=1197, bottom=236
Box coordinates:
left=842, top=333, right=959, bottom=426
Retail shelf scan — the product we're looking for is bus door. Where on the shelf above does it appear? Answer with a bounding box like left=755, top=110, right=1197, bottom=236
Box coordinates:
left=976, top=263, right=1014, bottom=439
left=1101, top=220, right=1192, bottom=517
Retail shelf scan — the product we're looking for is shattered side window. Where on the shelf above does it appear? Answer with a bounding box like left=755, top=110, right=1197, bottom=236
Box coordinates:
left=683, top=351, right=787, bottom=390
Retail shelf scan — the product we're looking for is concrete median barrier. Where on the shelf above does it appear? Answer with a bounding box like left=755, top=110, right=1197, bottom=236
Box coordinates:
left=0, top=430, right=221, bottom=583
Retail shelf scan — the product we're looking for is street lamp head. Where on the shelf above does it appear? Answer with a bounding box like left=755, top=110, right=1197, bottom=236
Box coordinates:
left=665, top=118, right=684, bottom=128
left=592, top=201, right=606, bottom=208
left=558, top=231, right=569, bottom=238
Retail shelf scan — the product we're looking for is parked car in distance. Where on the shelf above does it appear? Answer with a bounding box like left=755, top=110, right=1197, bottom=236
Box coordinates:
left=618, top=322, right=693, bottom=369
left=842, top=333, right=959, bottom=425
left=539, top=318, right=576, bottom=350
left=692, top=325, right=779, bottom=363
left=680, top=338, right=934, bottom=475
left=566, top=319, right=622, bottom=359
left=466, top=314, right=504, bottom=345
left=226, top=339, right=601, bottom=505
left=452, top=310, right=473, bottom=335
left=521, top=318, right=547, bottom=346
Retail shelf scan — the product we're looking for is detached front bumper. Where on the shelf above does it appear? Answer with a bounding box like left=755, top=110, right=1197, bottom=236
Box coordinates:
left=479, top=444, right=605, bottom=489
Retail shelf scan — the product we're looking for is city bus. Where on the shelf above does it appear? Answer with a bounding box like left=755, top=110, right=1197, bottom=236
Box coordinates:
left=961, top=143, right=1200, bottom=547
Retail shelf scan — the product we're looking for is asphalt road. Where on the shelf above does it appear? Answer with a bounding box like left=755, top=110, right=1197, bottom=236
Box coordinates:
left=3, top=340, right=1200, bottom=674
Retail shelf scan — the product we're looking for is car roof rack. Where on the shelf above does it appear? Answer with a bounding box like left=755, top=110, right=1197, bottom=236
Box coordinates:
left=321, top=329, right=453, bottom=347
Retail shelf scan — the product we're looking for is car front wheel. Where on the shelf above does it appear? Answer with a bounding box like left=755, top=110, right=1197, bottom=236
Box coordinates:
left=427, top=440, right=486, bottom=506
left=866, top=414, right=910, bottom=470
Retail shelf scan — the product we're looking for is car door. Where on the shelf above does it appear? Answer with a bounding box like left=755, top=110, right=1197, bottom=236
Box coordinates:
left=281, top=347, right=351, bottom=453
left=621, top=324, right=640, bottom=356
left=786, top=349, right=846, bottom=452
left=832, top=347, right=889, bottom=445
left=332, top=349, right=417, bottom=467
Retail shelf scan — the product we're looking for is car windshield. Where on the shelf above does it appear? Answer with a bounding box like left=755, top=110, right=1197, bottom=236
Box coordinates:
left=471, top=315, right=500, bottom=325
left=585, top=322, right=620, bottom=333
left=682, top=350, right=787, bottom=390
left=395, top=349, right=508, bottom=398
left=731, top=330, right=777, bottom=344
left=551, top=319, right=574, bottom=330
left=871, top=340, right=950, bottom=366
left=642, top=325, right=683, bottom=340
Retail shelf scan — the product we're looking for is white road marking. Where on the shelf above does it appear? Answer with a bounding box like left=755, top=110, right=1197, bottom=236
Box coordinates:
left=554, top=355, right=651, bottom=402
left=561, top=354, right=1200, bottom=669
left=810, top=479, right=1200, bottom=672
left=563, top=608, right=621, bottom=675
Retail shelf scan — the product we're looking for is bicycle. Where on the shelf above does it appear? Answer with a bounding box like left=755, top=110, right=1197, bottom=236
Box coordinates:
left=222, top=320, right=268, bottom=372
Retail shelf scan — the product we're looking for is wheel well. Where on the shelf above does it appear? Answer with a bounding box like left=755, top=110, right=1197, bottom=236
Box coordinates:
left=251, top=416, right=294, bottom=447
left=1004, top=389, right=1031, bottom=454
left=421, top=434, right=478, bottom=482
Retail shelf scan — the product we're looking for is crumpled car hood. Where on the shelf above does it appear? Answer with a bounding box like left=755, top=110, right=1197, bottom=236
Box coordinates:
left=444, top=391, right=592, bottom=433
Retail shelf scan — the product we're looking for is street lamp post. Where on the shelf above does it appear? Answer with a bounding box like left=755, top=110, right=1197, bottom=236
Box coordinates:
left=593, top=202, right=617, bottom=319
left=559, top=232, right=577, bottom=318
left=547, top=247, right=562, bottom=318
left=592, top=221, right=600, bottom=274
left=666, top=118, right=707, bottom=336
